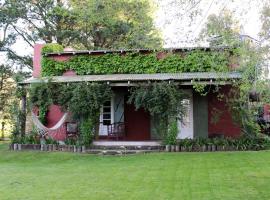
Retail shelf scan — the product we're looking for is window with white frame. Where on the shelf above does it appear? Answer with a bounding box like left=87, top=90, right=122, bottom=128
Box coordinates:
left=102, top=100, right=112, bottom=125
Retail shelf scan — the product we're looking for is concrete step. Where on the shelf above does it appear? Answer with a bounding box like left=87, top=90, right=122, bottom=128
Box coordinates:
left=85, top=149, right=162, bottom=155
left=90, top=145, right=164, bottom=151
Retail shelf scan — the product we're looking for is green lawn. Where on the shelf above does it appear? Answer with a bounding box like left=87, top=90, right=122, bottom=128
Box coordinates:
left=1, top=143, right=270, bottom=200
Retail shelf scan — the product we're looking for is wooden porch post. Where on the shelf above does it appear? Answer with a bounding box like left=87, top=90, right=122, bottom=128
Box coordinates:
left=20, top=88, right=27, bottom=137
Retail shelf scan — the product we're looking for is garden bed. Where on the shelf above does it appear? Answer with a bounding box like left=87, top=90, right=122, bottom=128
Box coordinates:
left=9, top=140, right=270, bottom=154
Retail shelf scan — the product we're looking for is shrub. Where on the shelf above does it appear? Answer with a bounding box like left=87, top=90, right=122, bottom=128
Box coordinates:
left=41, top=43, right=64, bottom=55
left=79, top=118, right=94, bottom=146
left=166, top=120, right=178, bottom=145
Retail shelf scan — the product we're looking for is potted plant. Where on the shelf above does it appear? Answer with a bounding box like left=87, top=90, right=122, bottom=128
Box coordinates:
left=166, top=121, right=178, bottom=152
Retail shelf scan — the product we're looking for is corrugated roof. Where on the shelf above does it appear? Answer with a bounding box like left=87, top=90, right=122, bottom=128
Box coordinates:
left=21, top=72, right=241, bottom=84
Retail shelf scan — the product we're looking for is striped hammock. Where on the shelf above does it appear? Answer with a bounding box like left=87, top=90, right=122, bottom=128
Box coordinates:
left=31, top=112, right=68, bottom=138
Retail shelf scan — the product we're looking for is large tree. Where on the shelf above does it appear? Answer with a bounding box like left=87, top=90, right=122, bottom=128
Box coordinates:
left=70, top=0, right=161, bottom=49
left=199, top=10, right=240, bottom=46
left=0, top=0, right=162, bottom=70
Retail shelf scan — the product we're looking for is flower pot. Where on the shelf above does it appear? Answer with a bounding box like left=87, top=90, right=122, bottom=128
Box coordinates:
left=13, top=143, right=18, bottom=151
left=188, top=146, right=193, bottom=152
left=202, top=145, right=207, bottom=152
left=48, top=144, right=53, bottom=151
left=165, top=145, right=171, bottom=152
left=82, top=146, right=86, bottom=153
left=18, top=144, right=22, bottom=151
left=77, top=146, right=82, bottom=153
left=175, top=145, right=180, bottom=152
left=171, top=145, right=176, bottom=152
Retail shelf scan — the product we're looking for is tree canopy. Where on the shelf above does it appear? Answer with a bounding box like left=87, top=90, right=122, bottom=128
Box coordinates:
left=0, top=0, right=162, bottom=69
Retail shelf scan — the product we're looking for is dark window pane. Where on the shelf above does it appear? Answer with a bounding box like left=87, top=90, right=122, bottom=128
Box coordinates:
left=103, top=107, right=111, bottom=112
left=103, top=114, right=111, bottom=119
left=104, top=101, right=110, bottom=106
left=103, top=120, right=111, bottom=125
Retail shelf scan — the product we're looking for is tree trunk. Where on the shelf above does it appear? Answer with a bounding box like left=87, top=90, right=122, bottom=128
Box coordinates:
left=1, top=121, right=4, bottom=140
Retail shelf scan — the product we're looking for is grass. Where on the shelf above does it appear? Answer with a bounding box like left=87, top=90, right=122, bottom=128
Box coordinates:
left=1, top=143, right=270, bottom=200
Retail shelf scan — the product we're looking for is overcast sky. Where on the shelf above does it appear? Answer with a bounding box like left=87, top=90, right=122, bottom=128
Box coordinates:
left=0, top=0, right=265, bottom=67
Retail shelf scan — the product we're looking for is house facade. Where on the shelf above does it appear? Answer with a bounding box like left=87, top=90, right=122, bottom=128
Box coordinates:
left=23, top=44, right=242, bottom=142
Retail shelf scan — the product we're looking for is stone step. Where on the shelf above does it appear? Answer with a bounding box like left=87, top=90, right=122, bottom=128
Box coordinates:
left=85, top=149, right=162, bottom=155
left=90, top=145, right=164, bottom=151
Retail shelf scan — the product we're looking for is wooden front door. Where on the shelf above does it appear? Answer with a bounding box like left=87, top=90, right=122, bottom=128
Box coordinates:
left=124, top=103, right=151, bottom=140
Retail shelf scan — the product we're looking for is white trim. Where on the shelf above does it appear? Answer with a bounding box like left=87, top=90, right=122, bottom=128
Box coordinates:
left=99, top=97, right=114, bottom=136
left=111, top=96, right=114, bottom=124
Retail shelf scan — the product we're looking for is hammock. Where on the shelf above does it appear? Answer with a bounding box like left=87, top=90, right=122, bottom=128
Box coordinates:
left=31, top=111, right=68, bottom=138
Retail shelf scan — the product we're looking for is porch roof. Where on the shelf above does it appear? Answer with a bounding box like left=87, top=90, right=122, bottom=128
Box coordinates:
left=20, top=72, right=241, bottom=85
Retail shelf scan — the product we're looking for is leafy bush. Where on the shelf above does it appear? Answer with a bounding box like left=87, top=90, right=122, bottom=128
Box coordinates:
left=79, top=118, right=94, bottom=146
left=166, top=120, right=178, bottom=145
left=64, top=138, right=77, bottom=145
left=176, top=136, right=270, bottom=151
left=41, top=43, right=64, bottom=55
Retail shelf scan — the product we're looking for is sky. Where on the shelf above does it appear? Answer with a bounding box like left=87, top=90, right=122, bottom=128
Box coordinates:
left=155, top=0, right=263, bottom=47
left=0, top=0, right=266, bottom=68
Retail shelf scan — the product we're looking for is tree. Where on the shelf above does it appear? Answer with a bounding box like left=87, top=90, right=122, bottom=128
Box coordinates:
left=199, top=9, right=270, bottom=137
left=0, top=0, right=162, bottom=69
left=260, top=3, right=270, bottom=43
left=200, top=10, right=240, bottom=46
left=0, top=65, right=14, bottom=139
left=70, top=0, right=162, bottom=49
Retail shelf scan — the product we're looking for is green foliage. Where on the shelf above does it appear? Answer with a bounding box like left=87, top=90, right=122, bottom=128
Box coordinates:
left=10, top=129, right=40, bottom=144
left=29, top=82, right=53, bottom=109
left=29, top=81, right=54, bottom=125
left=42, top=44, right=64, bottom=55
left=70, top=0, right=162, bottom=49
left=45, top=137, right=58, bottom=145
left=177, top=136, right=270, bottom=151
left=29, top=81, right=112, bottom=144
left=129, top=82, right=185, bottom=119
left=1, top=0, right=161, bottom=70
left=62, top=83, right=112, bottom=121
left=41, top=50, right=230, bottom=76
left=64, top=138, right=77, bottom=145
left=200, top=10, right=240, bottom=46
left=79, top=118, right=94, bottom=146
left=128, top=82, right=185, bottom=140
left=166, top=120, right=178, bottom=145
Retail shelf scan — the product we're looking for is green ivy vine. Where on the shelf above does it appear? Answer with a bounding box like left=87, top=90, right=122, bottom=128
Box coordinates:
left=128, top=82, right=186, bottom=143
left=29, top=81, right=112, bottom=144
left=41, top=50, right=230, bottom=76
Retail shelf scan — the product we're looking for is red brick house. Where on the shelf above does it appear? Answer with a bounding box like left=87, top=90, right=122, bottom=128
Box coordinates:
left=22, top=44, right=242, bottom=143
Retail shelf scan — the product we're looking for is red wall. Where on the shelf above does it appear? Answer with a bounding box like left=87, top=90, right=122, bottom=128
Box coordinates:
left=208, top=86, right=241, bottom=138
left=124, top=103, right=151, bottom=140
left=33, top=44, right=44, bottom=78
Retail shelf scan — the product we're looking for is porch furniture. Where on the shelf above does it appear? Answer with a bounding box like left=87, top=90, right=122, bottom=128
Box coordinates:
left=66, top=122, right=78, bottom=139
left=107, top=122, right=125, bottom=140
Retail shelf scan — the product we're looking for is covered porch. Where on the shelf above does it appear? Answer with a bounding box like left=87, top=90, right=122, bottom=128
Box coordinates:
left=21, top=72, right=241, bottom=143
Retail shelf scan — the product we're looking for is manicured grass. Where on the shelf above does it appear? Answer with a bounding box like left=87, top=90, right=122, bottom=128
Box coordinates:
left=1, top=144, right=270, bottom=200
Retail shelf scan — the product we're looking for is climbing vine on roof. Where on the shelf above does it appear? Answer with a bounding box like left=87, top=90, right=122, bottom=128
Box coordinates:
left=41, top=50, right=231, bottom=76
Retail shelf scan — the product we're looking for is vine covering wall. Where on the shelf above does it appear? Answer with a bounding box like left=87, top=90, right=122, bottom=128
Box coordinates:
left=41, top=49, right=231, bottom=76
